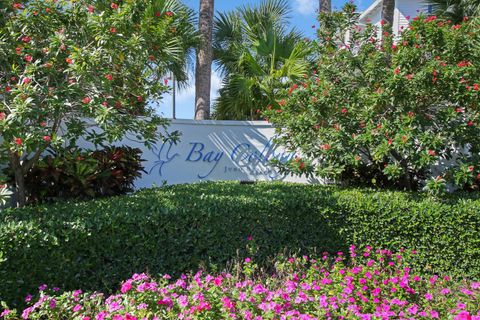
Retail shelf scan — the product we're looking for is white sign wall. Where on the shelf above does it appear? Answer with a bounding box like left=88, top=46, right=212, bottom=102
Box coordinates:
left=109, top=119, right=318, bottom=188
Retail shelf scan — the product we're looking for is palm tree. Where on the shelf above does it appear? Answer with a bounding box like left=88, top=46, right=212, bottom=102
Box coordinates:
left=426, top=0, right=480, bottom=23
left=195, top=0, right=214, bottom=120
left=212, top=0, right=311, bottom=120
left=382, top=0, right=396, bottom=32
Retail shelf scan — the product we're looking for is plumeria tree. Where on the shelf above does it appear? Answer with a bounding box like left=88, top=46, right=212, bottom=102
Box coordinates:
left=264, top=4, right=480, bottom=191
left=0, top=0, right=197, bottom=207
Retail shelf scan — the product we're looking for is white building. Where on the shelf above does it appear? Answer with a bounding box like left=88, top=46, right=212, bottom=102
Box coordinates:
left=358, top=0, right=434, bottom=37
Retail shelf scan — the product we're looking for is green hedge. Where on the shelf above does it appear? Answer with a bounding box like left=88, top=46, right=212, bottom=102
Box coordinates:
left=1, top=182, right=480, bottom=307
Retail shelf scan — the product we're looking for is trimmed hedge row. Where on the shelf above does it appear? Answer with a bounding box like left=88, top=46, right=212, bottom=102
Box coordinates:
left=1, top=182, right=479, bottom=307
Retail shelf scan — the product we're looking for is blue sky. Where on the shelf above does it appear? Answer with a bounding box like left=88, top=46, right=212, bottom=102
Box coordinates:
left=157, top=0, right=372, bottom=119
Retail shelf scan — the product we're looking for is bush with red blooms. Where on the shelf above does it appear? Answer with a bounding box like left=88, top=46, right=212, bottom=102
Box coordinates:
left=0, top=0, right=196, bottom=206
left=264, top=4, right=480, bottom=192
left=1, top=246, right=479, bottom=319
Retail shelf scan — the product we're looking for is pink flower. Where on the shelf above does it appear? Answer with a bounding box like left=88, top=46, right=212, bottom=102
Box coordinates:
left=87, top=5, right=94, bottom=13
left=121, top=280, right=133, bottom=293
left=23, top=77, right=31, bottom=85
left=82, top=97, right=91, bottom=104
left=245, top=257, right=252, bottom=263
left=73, top=304, right=82, bottom=312
left=43, top=136, right=51, bottom=142
left=424, top=292, right=433, bottom=300
left=455, top=311, right=472, bottom=320
left=111, top=3, right=119, bottom=9
left=105, top=74, right=113, bottom=81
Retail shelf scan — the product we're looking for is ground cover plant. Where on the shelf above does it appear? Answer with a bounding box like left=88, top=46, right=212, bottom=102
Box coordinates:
left=0, top=182, right=479, bottom=309
left=1, top=246, right=479, bottom=319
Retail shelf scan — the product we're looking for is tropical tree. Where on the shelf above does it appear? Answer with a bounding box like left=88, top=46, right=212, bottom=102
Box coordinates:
left=0, top=0, right=197, bottom=207
left=212, top=0, right=311, bottom=120
left=195, top=0, right=214, bottom=120
left=264, top=4, right=480, bottom=192
left=427, top=0, right=480, bottom=23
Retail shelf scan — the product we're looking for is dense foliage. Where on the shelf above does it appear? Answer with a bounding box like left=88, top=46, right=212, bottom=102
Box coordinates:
left=212, top=0, right=311, bottom=120
left=428, top=0, right=480, bottom=23
left=0, top=0, right=197, bottom=206
left=264, top=5, right=480, bottom=191
left=3, top=146, right=144, bottom=205
left=1, top=182, right=479, bottom=308
left=2, top=247, right=480, bottom=319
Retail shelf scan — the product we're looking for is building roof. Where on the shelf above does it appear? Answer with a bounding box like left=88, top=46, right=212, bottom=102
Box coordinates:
left=357, top=0, right=383, bottom=22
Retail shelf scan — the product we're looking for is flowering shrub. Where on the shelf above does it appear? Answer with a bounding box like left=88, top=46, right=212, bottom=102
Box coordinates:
left=264, top=5, right=480, bottom=191
left=2, top=246, right=479, bottom=319
left=0, top=0, right=197, bottom=206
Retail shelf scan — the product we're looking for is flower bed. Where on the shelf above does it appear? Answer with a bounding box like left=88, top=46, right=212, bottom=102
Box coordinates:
left=2, top=246, right=479, bottom=319
left=1, top=182, right=480, bottom=309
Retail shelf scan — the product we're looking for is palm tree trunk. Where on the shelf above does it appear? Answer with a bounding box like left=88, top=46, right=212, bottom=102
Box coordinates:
left=195, top=0, right=214, bottom=120
left=319, top=0, right=331, bottom=13
left=382, top=0, right=395, bottom=32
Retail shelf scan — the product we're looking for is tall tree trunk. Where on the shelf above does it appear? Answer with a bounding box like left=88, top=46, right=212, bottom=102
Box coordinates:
left=9, top=153, right=26, bottom=207
left=319, top=0, right=331, bottom=13
left=195, top=0, right=214, bottom=120
left=382, top=0, right=395, bottom=33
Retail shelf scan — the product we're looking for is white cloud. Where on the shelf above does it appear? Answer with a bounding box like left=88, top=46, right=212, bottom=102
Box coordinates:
left=294, top=0, right=317, bottom=16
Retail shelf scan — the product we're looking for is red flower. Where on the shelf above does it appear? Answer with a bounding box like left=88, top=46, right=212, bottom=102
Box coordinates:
left=5, top=86, right=11, bottom=93
left=341, top=108, right=348, bottom=114
left=394, top=67, right=401, bottom=75
left=278, top=99, right=286, bottom=106
left=380, top=19, right=386, bottom=26
left=13, top=3, right=23, bottom=9
left=165, top=11, right=174, bottom=17
left=66, top=57, right=73, bottom=64
left=14, top=138, right=22, bottom=146
left=276, top=109, right=282, bottom=113
left=105, top=74, right=113, bottom=81
left=455, top=107, right=465, bottom=113
left=477, top=173, right=480, bottom=180
left=467, top=121, right=474, bottom=126
left=110, top=27, right=117, bottom=33
left=428, top=150, right=436, bottom=156
left=115, top=101, right=122, bottom=108
left=468, top=166, right=474, bottom=172
left=111, top=3, right=119, bottom=9
left=22, top=77, right=31, bottom=85
left=457, top=61, right=471, bottom=67
left=137, top=96, right=143, bottom=102
left=87, top=5, right=94, bottom=13
left=40, top=121, right=47, bottom=127
left=387, top=139, right=393, bottom=145
left=22, top=36, right=31, bottom=43
left=155, top=11, right=161, bottom=17
left=82, top=97, right=91, bottom=104
left=452, top=24, right=461, bottom=30
left=43, top=136, right=51, bottom=142
left=299, top=162, right=305, bottom=169
left=15, top=47, right=22, bottom=55
left=24, top=55, right=33, bottom=63
left=102, top=101, right=108, bottom=107
left=407, top=111, right=414, bottom=118
left=474, top=84, right=479, bottom=91
left=164, top=78, right=169, bottom=86
left=0, top=112, right=5, bottom=120
left=320, top=144, right=331, bottom=150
